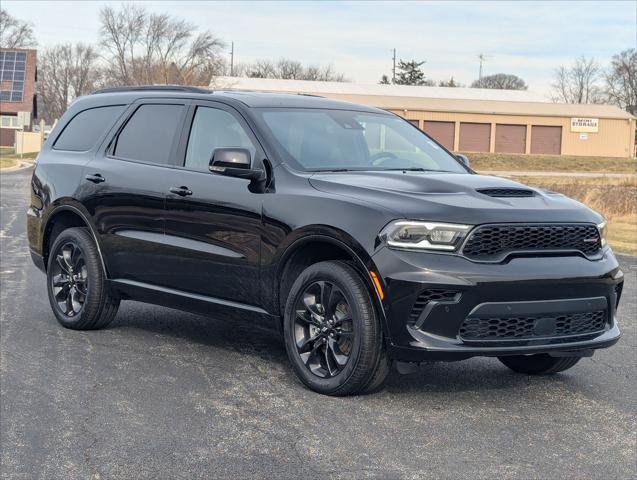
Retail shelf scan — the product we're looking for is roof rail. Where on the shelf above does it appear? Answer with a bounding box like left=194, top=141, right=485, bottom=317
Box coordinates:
left=92, top=85, right=211, bottom=95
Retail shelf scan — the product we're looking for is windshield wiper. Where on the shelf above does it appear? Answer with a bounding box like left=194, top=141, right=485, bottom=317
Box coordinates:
left=384, top=168, right=460, bottom=173
left=309, top=168, right=356, bottom=172
left=383, top=167, right=430, bottom=172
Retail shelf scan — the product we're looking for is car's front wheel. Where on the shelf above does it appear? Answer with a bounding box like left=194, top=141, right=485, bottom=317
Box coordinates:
left=498, top=354, right=581, bottom=375
left=46, top=227, right=119, bottom=330
left=283, top=261, right=388, bottom=396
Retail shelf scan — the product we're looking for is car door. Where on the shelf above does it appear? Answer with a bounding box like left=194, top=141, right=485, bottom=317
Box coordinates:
left=81, top=99, right=188, bottom=286
left=163, top=102, right=265, bottom=306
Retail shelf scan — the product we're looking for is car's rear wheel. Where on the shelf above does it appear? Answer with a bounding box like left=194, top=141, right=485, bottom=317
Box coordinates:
left=47, top=227, right=119, bottom=330
left=283, top=261, right=388, bottom=396
left=498, top=354, right=581, bottom=375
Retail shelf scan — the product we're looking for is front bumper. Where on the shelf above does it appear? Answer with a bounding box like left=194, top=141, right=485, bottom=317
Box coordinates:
left=373, top=247, right=623, bottom=362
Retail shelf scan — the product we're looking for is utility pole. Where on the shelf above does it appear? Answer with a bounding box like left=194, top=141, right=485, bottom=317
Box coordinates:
left=230, top=41, right=234, bottom=76
left=478, top=53, right=486, bottom=81
left=392, top=48, right=396, bottom=84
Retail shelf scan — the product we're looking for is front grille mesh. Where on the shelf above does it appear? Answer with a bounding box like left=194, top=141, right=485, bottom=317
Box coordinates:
left=458, top=311, right=607, bottom=341
left=462, top=224, right=602, bottom=261
left=409, top=289, right=459, bottom=323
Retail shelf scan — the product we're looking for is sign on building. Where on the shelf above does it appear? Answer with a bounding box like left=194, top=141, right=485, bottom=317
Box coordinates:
left=571, top=118, right=599, bottom=133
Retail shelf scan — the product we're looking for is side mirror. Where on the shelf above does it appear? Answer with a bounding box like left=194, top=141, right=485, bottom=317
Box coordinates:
left=456, top=154, right=470, bottom=168
left=209, top=148, right=266, bottom=183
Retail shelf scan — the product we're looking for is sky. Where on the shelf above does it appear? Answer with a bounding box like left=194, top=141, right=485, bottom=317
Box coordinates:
left=3, top=0, right=636, bottom=96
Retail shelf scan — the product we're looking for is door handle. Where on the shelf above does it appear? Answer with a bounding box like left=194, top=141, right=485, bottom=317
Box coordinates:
left=85, top=173, right=105, bottom=183
left=169, top=186, right=193, bottom=196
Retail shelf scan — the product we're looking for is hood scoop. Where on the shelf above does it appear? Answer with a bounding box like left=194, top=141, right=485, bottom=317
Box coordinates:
left=476, top=187, right=535, bottom=198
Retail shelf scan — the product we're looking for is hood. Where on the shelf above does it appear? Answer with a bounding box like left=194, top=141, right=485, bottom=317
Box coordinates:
left=309, top=171, right=602, bottom=225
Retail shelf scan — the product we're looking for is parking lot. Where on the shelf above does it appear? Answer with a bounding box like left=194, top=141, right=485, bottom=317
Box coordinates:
left=1, top=167, right=635, bottom=479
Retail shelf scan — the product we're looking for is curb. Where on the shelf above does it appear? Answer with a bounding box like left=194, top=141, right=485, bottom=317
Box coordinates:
left=0, top=160, right=35, bottom=173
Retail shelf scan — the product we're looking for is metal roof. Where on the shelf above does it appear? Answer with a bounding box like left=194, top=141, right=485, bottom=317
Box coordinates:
left=212, top=76, right=635, bottom=120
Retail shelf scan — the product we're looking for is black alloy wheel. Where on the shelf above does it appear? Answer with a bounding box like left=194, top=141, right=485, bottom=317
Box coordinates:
left=46, top=227, right=119, bottom=330
left=50, top=240, right=88, bottom=317
left=284, top=261, right=389, bottom=396
left=294, top=280, right=355, bottom=378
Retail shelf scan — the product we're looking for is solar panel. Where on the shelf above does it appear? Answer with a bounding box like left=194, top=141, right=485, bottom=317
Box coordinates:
left=0, top=51, right=27, bottom=103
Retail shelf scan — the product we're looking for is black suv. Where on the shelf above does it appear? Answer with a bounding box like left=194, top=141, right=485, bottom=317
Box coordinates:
left=27, top=86, right=623, bottom=395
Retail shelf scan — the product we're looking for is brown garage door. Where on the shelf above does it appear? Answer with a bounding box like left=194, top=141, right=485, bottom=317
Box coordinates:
left=495, top=124, right=526, bottom=153
left=531, top=126, right=562, bottom=155
left=459, top=123, right=491, bottom=152
left=0, top=128, right=16, bottom=147
left=423, top=121, right=455, bottom=150
left=408, top=120, right=420, bottom=128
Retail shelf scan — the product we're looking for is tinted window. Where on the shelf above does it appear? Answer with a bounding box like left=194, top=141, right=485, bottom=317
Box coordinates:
left=114, top=104, right=185, bottom=164
left=54, top=105, right=125, bottom=151
left=259, top=109, right=466, bottom=173
left=185, top=107, right=257, bottom=172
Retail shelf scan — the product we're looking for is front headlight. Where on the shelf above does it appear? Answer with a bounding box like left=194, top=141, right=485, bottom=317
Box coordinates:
left=597, top=221, right=608, bottom=247
left=379, top=220, right=472, bottom=251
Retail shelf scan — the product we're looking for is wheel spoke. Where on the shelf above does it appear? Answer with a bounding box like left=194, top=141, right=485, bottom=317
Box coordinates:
left=324, top=343, right=335, bottom=376
left=73, top=253, right=84, bottom=271
left=319, top=281, right=333, bottom=315
left=71, top=288, right=82, bottom=313
left=65, top=288, right=74, bottom=315
left=305, top=340, right=323, bottom=367
left=75, top=280, right=88, bottom=295
left=328, top=337, right=349, bottom=366
left=296, top=309, right=320, bottom=326
left=62, top=246, right=74, bottom=271
left=297, top=333, right=320, bottom=353
left=332, top=314, right=352, bottom=327
left=302, top=291, right=321, bottom=317
left=335, top=330, right=354, bottom=338
left=56, top=255, right=70, bottom=274
left=54, top=283, right=70, bottom=301
left=52, top=274, right=67, bottom=287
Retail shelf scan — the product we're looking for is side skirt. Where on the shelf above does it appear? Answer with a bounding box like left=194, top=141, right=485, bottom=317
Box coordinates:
left=109, top=279, right=280, bottom=327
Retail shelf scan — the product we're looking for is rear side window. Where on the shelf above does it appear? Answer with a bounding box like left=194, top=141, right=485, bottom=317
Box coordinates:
left=54, top=105, right=125, bottom=151
left=114, top=104, right=185, bottom=165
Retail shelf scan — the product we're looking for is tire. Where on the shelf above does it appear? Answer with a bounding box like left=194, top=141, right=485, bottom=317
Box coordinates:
left=283, top=261, right=387, bottom=396
left=498, top=354, right=581, bottom=375
left=46, top=227, right=119, bottom=330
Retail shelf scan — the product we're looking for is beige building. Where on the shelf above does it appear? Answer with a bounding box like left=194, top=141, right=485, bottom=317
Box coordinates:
left=214, top=77, right=636, bottom=158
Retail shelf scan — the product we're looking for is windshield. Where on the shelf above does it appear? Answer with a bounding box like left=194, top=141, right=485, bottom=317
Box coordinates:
left=257, top=108, right=467, bottom=173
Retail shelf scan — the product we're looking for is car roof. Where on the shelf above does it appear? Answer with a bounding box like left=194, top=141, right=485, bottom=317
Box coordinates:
left=76, top=87, right=389, bottom=114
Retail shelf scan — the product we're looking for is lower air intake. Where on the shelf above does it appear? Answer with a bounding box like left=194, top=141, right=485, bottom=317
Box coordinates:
left=458, top=310, right=607, bottom=341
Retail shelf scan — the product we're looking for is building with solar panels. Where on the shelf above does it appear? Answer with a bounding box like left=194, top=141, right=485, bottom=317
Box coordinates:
left=0, top=48, right=37, bottom=148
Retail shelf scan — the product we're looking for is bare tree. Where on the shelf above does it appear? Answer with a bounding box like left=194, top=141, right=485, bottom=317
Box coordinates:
left=245, top=59, right=277, bottom=79
left=276, top=59, right=304, bottom=79
left=439, top=77, right=463, bottom=87
left=605, top=49, right=637, bottom=115
left=0, top=8, right=37, bottom=48
left=37, top=43, right=101, bottom=123
left=241, top=58, right=346, bottom=82
left=471, top=73, right=527, bottom=90
left=551, top=56, right=603, bottom=103
left=99, top=3, right=225, bottom=86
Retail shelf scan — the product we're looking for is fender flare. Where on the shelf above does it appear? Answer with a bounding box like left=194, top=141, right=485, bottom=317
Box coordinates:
left=274, top=231, right=389, bottom=336
left=42, top=204, right=109, bottom=277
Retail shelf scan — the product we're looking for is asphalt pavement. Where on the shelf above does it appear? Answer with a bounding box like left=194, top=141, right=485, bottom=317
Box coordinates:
left=1, top=167, right=635, bottom=479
